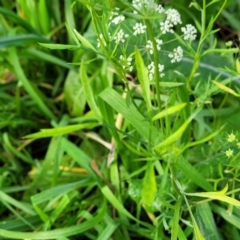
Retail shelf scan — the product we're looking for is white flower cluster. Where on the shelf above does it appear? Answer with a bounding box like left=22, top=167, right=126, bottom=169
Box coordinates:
left=111, top=15, right=125, bottom=25
left=113, top=29, right=129, bottom=44
left=109, top=8, right=120, bottom=20
left=160, top=8, right=182, bottom=34
left=96, top=0, right=198, bottom=76
left=168, top=46, right=183, bottom=63
left=148, top=62, right=165, bottom=81
left=133, top=22, right=146, bottom=35
left=146, top=38, right=163, bottom=55
left=132, top=0, right=164, bottom=14
left=181, top=24, right=197, bottom=41
left=165, top=9, right=182, bottom=25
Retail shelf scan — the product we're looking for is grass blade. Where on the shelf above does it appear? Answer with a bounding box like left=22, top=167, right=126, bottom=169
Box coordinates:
left=8, top=47, right=56, bottom=120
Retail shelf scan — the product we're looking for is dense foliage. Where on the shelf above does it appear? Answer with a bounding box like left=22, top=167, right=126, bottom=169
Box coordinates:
left=1, top=0, right=240, bottom=239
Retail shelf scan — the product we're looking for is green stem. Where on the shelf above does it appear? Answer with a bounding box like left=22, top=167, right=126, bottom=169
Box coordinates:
left=186, top=54, right=200, bottom=92
left=144, top=19, right=164, bottom=130
left=187, top=0, right=206, bottom=92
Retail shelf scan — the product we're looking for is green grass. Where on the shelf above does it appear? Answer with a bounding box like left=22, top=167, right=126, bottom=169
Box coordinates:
left=1, top=0, right=240, bottom=239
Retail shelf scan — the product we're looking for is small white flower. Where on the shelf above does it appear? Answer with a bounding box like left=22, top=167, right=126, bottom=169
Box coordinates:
left=133, top=22, right=146, bottom=35
left=146, top=40, right=154, bottom=54
left=132, top=0, right=148, bottom=12
left=156, top=39, right=163, bottom=50
left=168, top=46, right=183, bottom=63
left=128, top=58, right=133, bottom=72
left=133, top=1, right=165, bottom=14
left=181, top=24, right=197, bottom=41
left=158, top=64, right=165, bottom=77
left=147, top=62, right=165, bottom=81
left=160, top=20, right=174, bottom=34
left=109, top=8, right=120, bottom=20
left=145, top=38, right=163, bottom=54
left=155, top=4, right=165, bottom=13
left=97, top=34, right=106, bottom=48
left=165, top=8, right=182, bottom=25
left=148, top=62, right=155, bottom=80
left=113, top=29, right=129, bottom=44
left=111, top=15, right=125, bottom=25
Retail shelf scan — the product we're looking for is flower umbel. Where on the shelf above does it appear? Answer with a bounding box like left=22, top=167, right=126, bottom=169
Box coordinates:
left=113, top=29, right=129, bottom=44
left=145, top=38, right=163, bottom=54
left=181, top=24, right=197, bottom=41
left=168, top=46, right=183, bottom=63
left=160, top=20, right=174, bottom=34
left=111, top=15, right=125, bottom=25
left=133, top=22, right=147, bottom=35
left=165, top=8, right=182, bottom=25
left=148, top=62, right=165, bottom=81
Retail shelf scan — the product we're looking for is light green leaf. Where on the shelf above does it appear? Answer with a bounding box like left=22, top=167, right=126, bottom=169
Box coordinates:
left=24, top=123, right=99, bottom=139
left=141, top=163, right=157, bottom=206
left=74, top=29, right=96, bottom=51
left=192, top=217, right=205, bottom=240
left=152, top=103, right=186, bottom=121
left=101, top=185, right=135, bottom=220
left=39, top=43, right=79, bottom=50
left=135, top=47, right=151, bottom=111
left=236, top=59, right=240, bottom=73
left=212, top=80, right=240, bottom=97
left=186, top=185, right=240, bottom=207
left=151, top=82, right=185, bottom=88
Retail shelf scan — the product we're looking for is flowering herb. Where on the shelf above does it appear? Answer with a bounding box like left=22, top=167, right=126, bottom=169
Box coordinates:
left=95, top=0, right=197, bottom=84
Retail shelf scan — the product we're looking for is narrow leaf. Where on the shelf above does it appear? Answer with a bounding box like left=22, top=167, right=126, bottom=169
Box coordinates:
left=153, top=109, right=196, bottom=151
left=135, top=47, right=151, bottom=111
left=74, top=29, right=96, bottom=51
left=141, top=163, right=157, bottom=206
left=196, top=203, right=221, bottom=240
left=8, top=48, right=56, bottom=120
left=152, top=103, right=186, bottom=121
left=171, top=197, right=182, bottom=240
left=176, top=157, right=214, bottom=191
left=192, top=217, right=205, bottom=240
left=186, top=185, right=240, bottom=207
left=80, top=62, right=102, bottom=120
left=101, top=185, right=135, bottom=220
left=39, top=43, right=79, bottom=50
left=99, top=87, right=161, bottom=141
left=212, top=80, right=240, bottom=97
left=0, top=203, right=106, bottom=239
left=24, top=123, right=99, bottom=139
